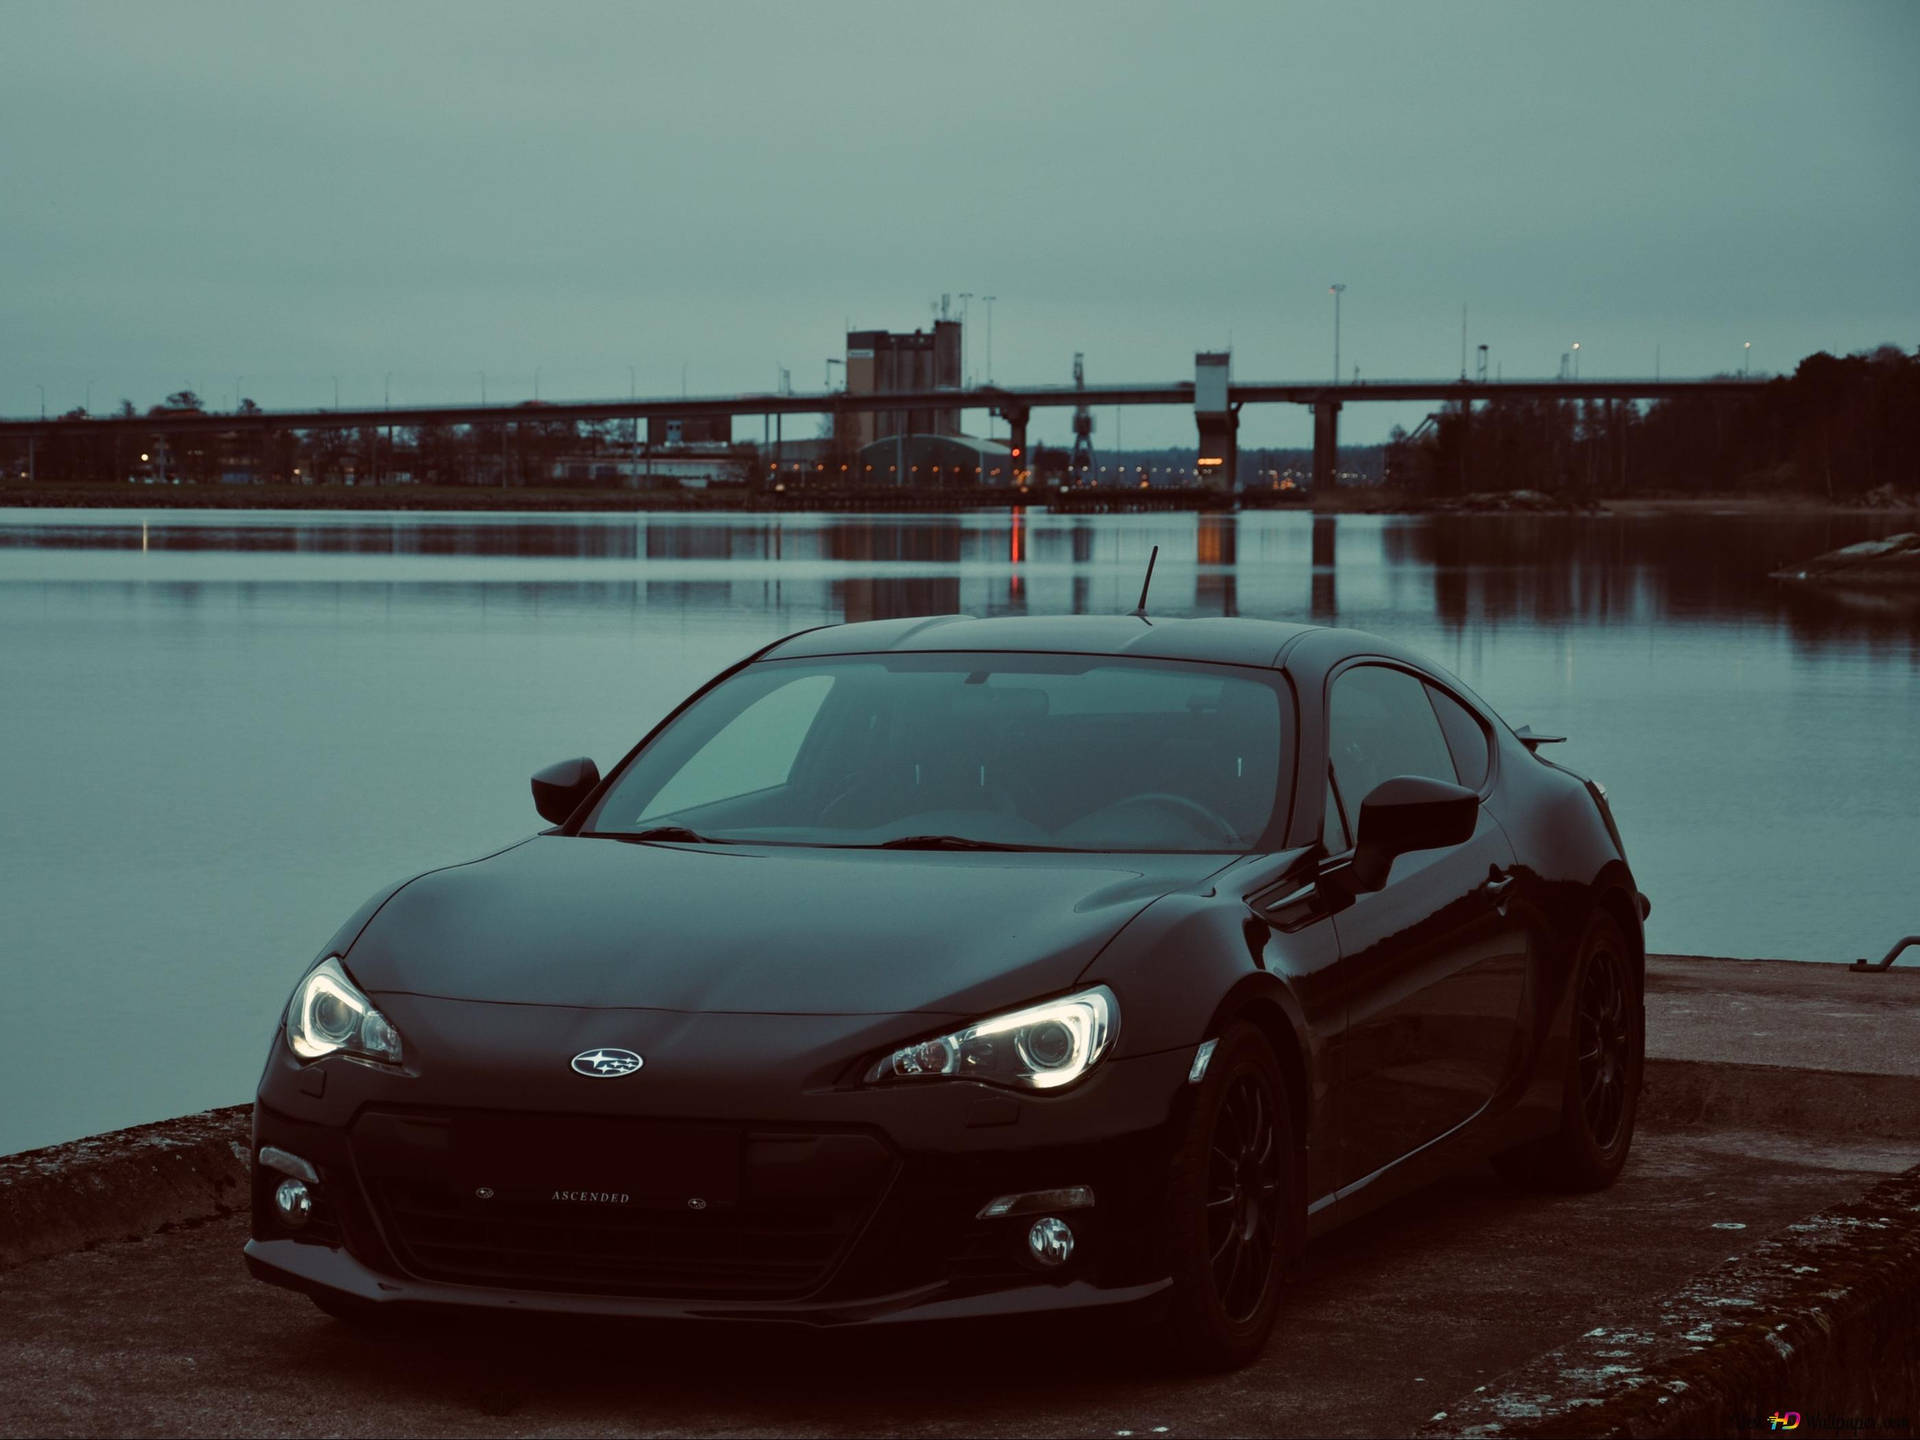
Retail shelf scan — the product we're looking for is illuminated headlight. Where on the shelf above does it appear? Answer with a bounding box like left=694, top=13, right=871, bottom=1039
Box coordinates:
left=865, top=987, right=1118, bottom=1092
left=285, top=956, right=403, bottom=1064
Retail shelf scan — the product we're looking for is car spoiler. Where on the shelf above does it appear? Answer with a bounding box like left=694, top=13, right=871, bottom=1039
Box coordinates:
left=1513, top=724, right=1567, bottom=752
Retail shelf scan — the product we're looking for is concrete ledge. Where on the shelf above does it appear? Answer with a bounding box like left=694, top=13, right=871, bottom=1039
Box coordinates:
left=1423, top=1163, right=1920, bottom=1438
left=1643, top=1058, right=1920, bottom=1140
left=0, top=1105, right=250, bottom=1271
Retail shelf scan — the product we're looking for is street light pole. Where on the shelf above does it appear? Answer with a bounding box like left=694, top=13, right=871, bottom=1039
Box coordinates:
left=957, top=292, right=973, bottom=385
left=1329, top=285, right=1346, bottom=385
left=982, top=296, right=996, bottom=383
left=627, top=367, right=638, bottom=484
left=1743, top=341, right=1752, bottom=378
left=1571, top=342, right=1581, bottom=380
left=36, top=383, right=45, bottom=419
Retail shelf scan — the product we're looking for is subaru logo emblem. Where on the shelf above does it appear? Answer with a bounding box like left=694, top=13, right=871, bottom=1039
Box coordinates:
left=571, top=1047, right=643, bottom=1077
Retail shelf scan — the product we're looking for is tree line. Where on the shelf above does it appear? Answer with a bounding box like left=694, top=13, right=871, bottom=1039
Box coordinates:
left=1385, top=345, right=1920, bottom=499
left=5, top=398, right=744, bottom=489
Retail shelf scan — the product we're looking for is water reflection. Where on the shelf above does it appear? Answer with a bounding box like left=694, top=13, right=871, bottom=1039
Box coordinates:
left=1196, top=513, right=1238, bottom=616
left=1311, top=515, right=1338, bottom=621
left=1383, top=513, right=1920, bottom=654
left=7, top=508, right=1915, bottom=649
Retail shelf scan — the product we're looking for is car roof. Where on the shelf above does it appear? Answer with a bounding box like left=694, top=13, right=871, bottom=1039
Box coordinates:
left=759, top=614, right=1325, bottom=669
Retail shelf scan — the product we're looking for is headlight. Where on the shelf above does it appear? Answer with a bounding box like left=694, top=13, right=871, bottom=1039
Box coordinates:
left=284, top=956, right=403, bottom=1064
left=865, top=986, right=1118, bottom=1092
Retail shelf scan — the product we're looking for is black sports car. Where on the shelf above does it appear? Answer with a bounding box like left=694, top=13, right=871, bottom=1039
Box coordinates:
left=247, top=613, right=1647, bottom=1369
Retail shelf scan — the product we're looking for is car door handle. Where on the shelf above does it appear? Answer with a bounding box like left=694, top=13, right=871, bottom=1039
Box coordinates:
left=1479, top=869, right=1515, bottom=899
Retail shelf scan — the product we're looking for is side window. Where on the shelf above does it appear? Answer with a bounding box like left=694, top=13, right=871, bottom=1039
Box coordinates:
left=1321, top=768, right=1350, bottom=853
left=1325, top=664, right=1457, bottom=815
left=640, top=674, right=834, bottom=820
left=1427, top=684, right=1492, bottom=791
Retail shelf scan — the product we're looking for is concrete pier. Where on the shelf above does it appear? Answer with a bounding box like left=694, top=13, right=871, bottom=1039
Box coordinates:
left=2, top=955, right=1916, bottom=1437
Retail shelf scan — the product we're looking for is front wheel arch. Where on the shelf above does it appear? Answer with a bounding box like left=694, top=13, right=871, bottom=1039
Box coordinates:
left=1199, top=978, right=1314, bottom=1173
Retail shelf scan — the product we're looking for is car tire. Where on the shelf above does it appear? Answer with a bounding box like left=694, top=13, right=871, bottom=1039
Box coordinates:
left=1155, top=1021, right=1299, bottom=1372
left=1494, top=909, right=1642, bottom=1192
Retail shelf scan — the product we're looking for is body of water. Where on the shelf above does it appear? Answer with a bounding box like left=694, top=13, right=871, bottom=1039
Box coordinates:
left=2, top=505, right=1915, bottom=1155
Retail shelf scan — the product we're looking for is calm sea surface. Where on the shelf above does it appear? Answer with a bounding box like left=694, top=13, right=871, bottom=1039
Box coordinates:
left=3, top=506, right=1916, bottom=1155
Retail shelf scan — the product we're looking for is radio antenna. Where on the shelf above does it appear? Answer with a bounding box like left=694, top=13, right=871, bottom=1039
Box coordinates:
left=1131, top=545, right=1159, bottom=618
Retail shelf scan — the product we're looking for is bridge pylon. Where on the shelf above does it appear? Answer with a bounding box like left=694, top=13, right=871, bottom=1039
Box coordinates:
left=987, top=396, right=1030, bottom=485
left=1312, top=397, right=1342, bottom=495
left=1195, top=351, right=1237, bottom=491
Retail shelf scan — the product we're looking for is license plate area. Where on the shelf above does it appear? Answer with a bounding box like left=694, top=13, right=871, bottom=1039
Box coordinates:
left=354, top=1110, right=742, bottom=1208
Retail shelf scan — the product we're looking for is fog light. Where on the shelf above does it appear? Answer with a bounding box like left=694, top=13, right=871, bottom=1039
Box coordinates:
left=1027, top=1215, right=1074, bottom=1267
left=273, top=1177, right=312, bottom=1228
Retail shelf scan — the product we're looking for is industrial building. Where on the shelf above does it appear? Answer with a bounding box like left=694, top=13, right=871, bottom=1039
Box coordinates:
left=855, top=433, right=1014, bottom=487
left=647, top=415, right=732, bottom=447
left=841, top=320, right=962, bottom=449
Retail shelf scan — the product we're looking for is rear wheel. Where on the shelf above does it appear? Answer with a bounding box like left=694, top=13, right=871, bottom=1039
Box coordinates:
left=1155, top=1022, right=1299, bottom=1371
left=1495, top=910, right=1642, bottom=1191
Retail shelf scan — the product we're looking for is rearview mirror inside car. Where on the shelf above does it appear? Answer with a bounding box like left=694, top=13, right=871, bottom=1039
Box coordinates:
left=531, top=756, right=600, bottom=826
left=1348, top=775, right=1478, bottom=891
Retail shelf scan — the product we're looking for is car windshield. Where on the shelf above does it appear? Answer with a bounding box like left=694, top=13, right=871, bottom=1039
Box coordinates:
left=582, top=653, right=1291, bottom=853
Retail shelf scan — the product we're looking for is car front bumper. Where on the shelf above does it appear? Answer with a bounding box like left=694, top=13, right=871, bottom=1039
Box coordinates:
left=244, top=1236, right=1171, bottom=1326
left=248, top=1023, right=1195, bottom=1325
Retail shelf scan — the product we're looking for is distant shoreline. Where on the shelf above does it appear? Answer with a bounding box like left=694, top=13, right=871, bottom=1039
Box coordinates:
left=0, top=483, right=1911, bottom=519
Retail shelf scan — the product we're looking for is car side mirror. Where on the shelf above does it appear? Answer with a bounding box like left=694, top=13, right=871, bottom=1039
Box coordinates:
left=1347, top=775, right=1478, bottom=892
left=531, top=756, right=600, bottom=826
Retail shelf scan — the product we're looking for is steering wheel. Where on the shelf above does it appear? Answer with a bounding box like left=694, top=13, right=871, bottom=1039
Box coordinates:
left=1096, top=792, right=1240, bottom=845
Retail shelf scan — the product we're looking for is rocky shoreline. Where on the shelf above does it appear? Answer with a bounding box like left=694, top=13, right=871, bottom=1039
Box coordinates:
left=1772, top=531, right=1920, bottom=585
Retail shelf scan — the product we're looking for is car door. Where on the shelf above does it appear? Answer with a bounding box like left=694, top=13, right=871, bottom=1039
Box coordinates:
left=1323, top=661, right=1529, bottom=1191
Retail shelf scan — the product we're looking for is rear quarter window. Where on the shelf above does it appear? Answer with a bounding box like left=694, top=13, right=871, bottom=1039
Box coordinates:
left=1426, top=684, right=1492, bottom=791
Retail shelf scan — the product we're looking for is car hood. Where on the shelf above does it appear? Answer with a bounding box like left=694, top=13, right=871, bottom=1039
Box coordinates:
left=343, top=834, right=1225, bottom=1017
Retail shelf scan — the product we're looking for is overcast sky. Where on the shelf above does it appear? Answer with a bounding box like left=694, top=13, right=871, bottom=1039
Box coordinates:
left=4, top=1, right=1915, bottom=446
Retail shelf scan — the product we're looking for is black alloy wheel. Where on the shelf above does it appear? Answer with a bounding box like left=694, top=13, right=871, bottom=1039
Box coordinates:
left=1158, top=1022, right=1298, bottom=1370
left=1576, top=936, right=1632, bottom=1152
left=1493, top=909, right=1642, bottom=1192
left=1206, top=1071, right=1283, bottom=1323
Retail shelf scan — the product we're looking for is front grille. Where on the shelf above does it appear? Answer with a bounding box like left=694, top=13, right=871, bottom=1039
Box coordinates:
left=947, top=1217, right=1036, bottom=1286
left=371, top=1178, right=859, bottom=1296
left=351, top=1109, right=894, bottom=1300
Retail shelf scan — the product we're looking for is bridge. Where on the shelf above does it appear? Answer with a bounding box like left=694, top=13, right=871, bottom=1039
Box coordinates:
left=1, top=374, right=1766, bottom=492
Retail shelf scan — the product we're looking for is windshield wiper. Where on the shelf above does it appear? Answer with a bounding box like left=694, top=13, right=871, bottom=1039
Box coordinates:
left=871, top=834, right=1052, bottom=851
left=596, top=825, right=735, bottom=846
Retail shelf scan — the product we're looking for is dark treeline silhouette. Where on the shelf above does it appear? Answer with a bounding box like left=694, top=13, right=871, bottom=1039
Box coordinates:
left=1385, top=346, right=1920, bottom=499
left=6, top=404, right=749, bottom=490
